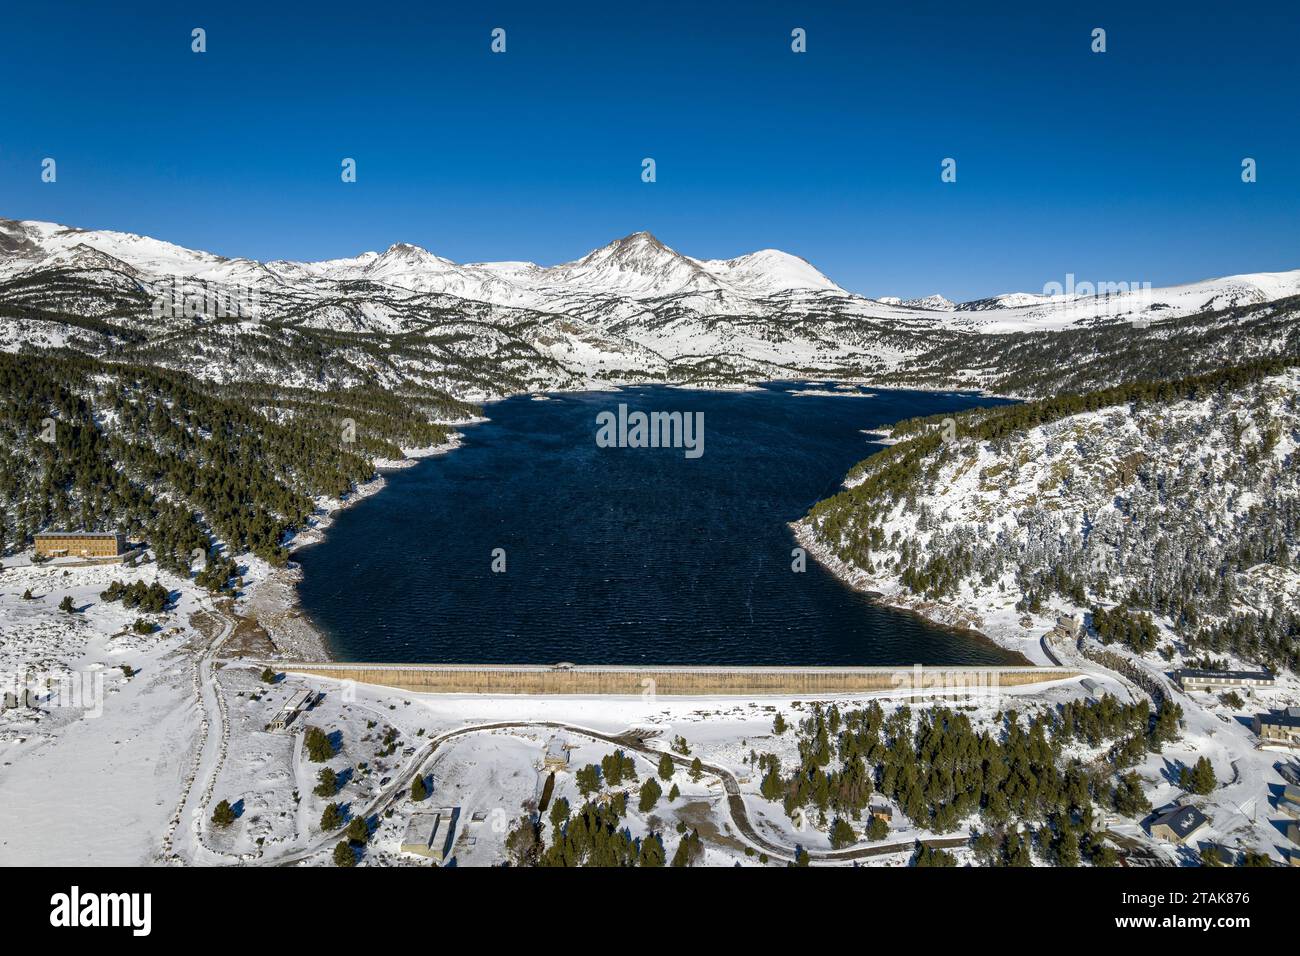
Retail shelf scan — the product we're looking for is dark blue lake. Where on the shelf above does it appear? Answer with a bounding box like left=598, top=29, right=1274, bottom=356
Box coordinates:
left=295, top=383, right=1022, bottom=665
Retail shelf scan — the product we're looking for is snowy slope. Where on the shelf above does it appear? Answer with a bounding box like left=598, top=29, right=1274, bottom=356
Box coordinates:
left=800, top=368, right=1300, bottom=661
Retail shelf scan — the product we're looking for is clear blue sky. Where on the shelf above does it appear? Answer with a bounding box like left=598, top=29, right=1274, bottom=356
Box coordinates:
left=1, top=1, right=1297, bottom=300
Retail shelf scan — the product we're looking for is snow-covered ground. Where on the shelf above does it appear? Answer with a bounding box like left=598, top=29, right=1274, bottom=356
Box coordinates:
left=5, top=548, right=1294, bottom=867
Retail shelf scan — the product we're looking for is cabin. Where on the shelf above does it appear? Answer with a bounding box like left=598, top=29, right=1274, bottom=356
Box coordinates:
left=1254, top=707, right=1300, bottom=747
left=34, top=531, right=125, bottom=560
left=1149, top=805, right=1209, bottom=846
left=1056, top=614, right=1083, bottom=638
left=268, top=689, right=312, bottom=732
left=868, top=804, right=893, bottom=824
left=401, top=808, right=456, bottom=862
left=543, top=736, right=569, bottom=772
left=1176, top=669, right=1274, bottom=693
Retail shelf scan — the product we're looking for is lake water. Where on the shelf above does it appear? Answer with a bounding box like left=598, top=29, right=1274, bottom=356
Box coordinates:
left=295, top=383, right=1021, bottom=666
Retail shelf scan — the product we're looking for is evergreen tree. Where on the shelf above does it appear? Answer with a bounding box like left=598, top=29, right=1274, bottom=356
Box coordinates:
left=1181, top=756, right=1217, bottom=795
left=211, top=799, right=237, bottom=828
left=575, top=764, right=600, bottom=797
left=657, top=752, right=674, bottom=782
left=304, top=726, right=334, bottom=762
left=637, top=833, right=666, bottom=867
left=638, top=777, right=662, bottom=813
left=320, top=802, right=344, bottom=831
left=333, top=841, right=356, bottom=867
left=346, top=815, right=369, bottom=846
left=829, top=817, right=856, bottom=849
left=314, top=767, right=337, bottom=798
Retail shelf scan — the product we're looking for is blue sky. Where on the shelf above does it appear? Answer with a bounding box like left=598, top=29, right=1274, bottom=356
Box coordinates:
left=1, top=1, right=1297, bottom=299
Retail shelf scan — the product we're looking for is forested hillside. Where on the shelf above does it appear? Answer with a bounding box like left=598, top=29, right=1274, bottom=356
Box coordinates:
left=880, top=295, right=1300, bottom=397
left=802, top=360, right=1300, bottom=675
left=0, top=352, right=479, bottom=568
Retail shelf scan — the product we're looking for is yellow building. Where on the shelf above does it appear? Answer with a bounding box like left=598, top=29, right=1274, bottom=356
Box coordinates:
left=34, top=531, right=125, bottom=559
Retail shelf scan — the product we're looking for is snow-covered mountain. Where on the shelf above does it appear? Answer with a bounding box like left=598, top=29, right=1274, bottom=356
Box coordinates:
left=4, top=215, right=1299, bottom=331
left=877, top=294, right=957, bottom=311
left=2, top=214, right=1299, bottom=400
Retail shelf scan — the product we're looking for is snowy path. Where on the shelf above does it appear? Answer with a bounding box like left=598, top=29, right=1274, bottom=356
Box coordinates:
left=161, top=603, right=237, bottom=863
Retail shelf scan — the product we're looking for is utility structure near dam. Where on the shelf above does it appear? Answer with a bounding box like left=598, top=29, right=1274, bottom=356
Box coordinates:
left=273, top=662, right=1079, bottom=697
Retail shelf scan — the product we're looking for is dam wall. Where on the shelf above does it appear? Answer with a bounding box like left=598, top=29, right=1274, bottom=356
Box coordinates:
left=275, top=662, right=1080, bottom=696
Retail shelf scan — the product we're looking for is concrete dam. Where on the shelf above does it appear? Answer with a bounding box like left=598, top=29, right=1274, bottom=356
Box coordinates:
left=275, top=662, right=1080, bottom=696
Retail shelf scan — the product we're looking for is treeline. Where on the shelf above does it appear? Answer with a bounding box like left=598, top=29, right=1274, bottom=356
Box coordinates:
left=755, top=695, right=1182, bottom=865
left=0, top=351, right=470, bottom=570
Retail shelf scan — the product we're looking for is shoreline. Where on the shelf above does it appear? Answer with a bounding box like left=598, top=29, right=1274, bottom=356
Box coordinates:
left=236, top=430, right=474, bottom=662
left=789, top=519, right=1040, bottom=667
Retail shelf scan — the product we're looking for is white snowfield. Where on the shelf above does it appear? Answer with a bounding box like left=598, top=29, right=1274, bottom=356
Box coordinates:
left=1, top=544, right=1295, bottom=867
left=0, top=554, right=1092, bottom=868
left=3, top=216, right=1298, bottom=335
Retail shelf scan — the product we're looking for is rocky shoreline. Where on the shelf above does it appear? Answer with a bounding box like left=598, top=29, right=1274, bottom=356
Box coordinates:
left=234, top=432, right=471, bottom=662
left=789, top=519, right=1039, bottom=666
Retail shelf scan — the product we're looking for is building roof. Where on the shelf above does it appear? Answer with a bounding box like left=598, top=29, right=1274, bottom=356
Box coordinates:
left=1151, top=805, right=1209, bottom=839
left=281, top=689, right=312, bottom=711
left=402, top=811, right=442, bottom=847
left=1260, top=708, right=1300, bottom=728
left=1177, top=668, right=1273, bottom=682
left=35, top=531, right=123, bottom=539
left=545, top=736, right=568, bottom=760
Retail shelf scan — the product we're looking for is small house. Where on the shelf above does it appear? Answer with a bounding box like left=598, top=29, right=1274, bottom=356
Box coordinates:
left=1149, top=805, right=1210, bottom=845
left=868, top=804, right=893, bottom=823
left=1254, top=707, right=1300, bottom=747
left=268, top=689, right=313, bottom=732
left=401, top=808, right=457, bottom=862
left=543, top=736, right=569, bottom=772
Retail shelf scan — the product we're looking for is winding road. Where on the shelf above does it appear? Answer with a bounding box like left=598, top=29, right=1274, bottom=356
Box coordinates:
left=266, top=718, right=968, bottom=866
